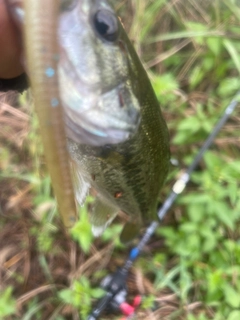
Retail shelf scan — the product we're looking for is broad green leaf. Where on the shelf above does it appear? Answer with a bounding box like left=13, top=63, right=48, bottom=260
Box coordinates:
left=227, top=311, right=240, bottom=320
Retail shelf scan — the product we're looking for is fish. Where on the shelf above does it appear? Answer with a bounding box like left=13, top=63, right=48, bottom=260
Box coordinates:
left=20, top=0, right=169, bottom=240
left=57, top=0, right=170, bottom=242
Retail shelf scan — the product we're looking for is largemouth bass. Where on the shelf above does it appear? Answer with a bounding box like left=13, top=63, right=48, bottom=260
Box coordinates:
left=18, top=0, right=141, bottom=228
left=57, top=0, right=170, bottom=241
left=20, top=0, right=169, bottom=241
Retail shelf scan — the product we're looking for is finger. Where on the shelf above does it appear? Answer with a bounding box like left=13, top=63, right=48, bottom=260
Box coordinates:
left=0, top=0, right=24, bottom=79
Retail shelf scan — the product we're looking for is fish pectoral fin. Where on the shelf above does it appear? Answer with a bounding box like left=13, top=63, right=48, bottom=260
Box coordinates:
left=71, top=160, right=90, bottom=206
left=90, top=198, right=118, bottom=237
left=120, top=221, right=141, bottom=243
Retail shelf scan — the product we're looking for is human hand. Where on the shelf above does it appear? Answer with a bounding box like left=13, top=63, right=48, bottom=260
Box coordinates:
left=0, top=0, right=24, bottom=79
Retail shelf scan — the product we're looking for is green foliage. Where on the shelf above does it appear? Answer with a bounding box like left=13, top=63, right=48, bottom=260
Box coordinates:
left=71, top=197, right=94, bottom=253
left=58, top=276, right=104, bottom=319
left=157, top=152, right=240, bottom=316
left=141, top=294, right=156, bottom=310
left=173, top=104, right=215, bottom=145
left=187, top=314, right=209, bottom=320
left=152, top=73, right=179, bottom=104
left=101, top=224, right=125, bottom=248
left=0, top=287, right=16, bottom=317
left=34, top=224, right=56, bottom=253
left=129, top=0, right=240, bottom=317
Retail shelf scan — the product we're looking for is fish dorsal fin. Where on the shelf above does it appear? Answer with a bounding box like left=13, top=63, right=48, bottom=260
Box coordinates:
left=71, top=160, right=90, bottom=206
left=90, top=198, right=118, bottom=237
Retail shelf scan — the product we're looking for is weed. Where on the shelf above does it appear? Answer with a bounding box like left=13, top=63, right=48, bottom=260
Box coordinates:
left=0, top=287, right=16, bottom=317
left=58, top=276, right=105, bottom=319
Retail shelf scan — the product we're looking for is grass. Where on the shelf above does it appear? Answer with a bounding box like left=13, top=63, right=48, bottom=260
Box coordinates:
left=0, top=0, right=240, bottom=319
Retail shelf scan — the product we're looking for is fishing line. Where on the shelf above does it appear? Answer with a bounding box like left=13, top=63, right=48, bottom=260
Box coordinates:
left=88, top=92, right=240, bottom=320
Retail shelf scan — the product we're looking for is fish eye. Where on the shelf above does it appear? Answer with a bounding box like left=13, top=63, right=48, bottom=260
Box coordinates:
left=60, top=0, right=77, bottom=11
left=93, top=10, right=119, bottom=42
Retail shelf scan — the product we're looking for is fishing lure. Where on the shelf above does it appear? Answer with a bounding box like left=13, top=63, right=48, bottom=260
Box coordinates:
left=23, top=0, right=77, bottom=227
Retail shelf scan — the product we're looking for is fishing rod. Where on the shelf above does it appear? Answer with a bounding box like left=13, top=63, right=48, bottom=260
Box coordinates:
left=87, top=92, right=240, bottom=320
